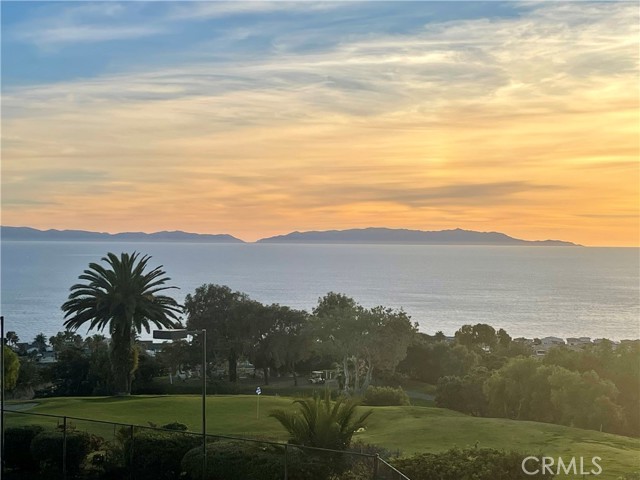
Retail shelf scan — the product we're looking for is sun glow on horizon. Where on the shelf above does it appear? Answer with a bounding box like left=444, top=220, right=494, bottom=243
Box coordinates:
left=1, top=2, right=638, bottom=247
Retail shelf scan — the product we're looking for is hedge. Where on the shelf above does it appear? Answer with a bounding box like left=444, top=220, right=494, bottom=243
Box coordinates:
left=363, top=386, right=410, bottom=406
left=124, top=429, right=201, bottom=480
left=393, top=447, right=554, bottom=480
left=30, top=430, right=91, bottom=474
left=4, top=425, right=44, bottom=470
left=181, top=441, right=336, bottom=480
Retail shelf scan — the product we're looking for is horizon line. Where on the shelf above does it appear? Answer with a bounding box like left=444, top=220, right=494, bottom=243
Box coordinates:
left=6, top=224, right=637, bottom=248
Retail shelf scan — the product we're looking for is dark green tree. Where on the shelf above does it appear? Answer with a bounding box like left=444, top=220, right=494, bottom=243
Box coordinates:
left=455, top=323, right=497, bottom=351
left=61, top=252, right=181, bottom=395
left=5, top=331, right=19, bottom=347
left=49, top=330, right=84, bottom=351
left=313, top=293, right=416, bottom=394
left=184, top=284, right=258, bottom=382
left=249, top=304, right=311, bottom=385
left=33, top=333, right=48, bottom=353
left=52, top=345, right=92, bottom=395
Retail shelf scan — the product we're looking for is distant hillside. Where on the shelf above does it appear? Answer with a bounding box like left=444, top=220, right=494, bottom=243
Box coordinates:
left=1, top=226, right=244, bottom=243
left=257, top=228, right=579, bottom=246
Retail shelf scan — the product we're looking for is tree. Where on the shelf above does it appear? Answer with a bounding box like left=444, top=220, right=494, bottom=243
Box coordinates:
left=133, top=350, right=163, bottom=390
left=86, top=335, right=113, bottom=394
left=496, top=328, right=511, bottom=348
left=484, top=357, right=550, bottom=420
left=5, top=331, right=19, bottom=347
left=359, top=306, right=417, bottom=388
left=49, top=331, right=85, bottom=352
left=436, top=367, right=490, bottom=416
left=184, top=284, right=258, bottom=382
left=270, top=391, right=372, bottom=450
left=312, top=293, right=368, bottom=394
left=33, top=333, right=48, bottom=353
left=249, top=304, right=311, bottom=385
left=61, top=252, right=181, bottom=395
left=156, top=339, right=194, bottom=377
left=3, top=345, right=20, bottom=390
left=455, top=323, right=497, bottom=351
left=52, top=345, right=92, bottom=395
left=312, top=293, right=416, bottom=394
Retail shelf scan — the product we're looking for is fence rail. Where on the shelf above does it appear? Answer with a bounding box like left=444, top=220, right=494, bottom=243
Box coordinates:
left=2, top=409, right=410, bottom=480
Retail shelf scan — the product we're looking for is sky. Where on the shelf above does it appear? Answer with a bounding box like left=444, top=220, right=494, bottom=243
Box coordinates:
left=1, top=1, right=638, bottom=245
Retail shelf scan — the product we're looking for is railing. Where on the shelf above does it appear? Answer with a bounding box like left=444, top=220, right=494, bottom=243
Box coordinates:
left=2, top=409, right=410, bottom=480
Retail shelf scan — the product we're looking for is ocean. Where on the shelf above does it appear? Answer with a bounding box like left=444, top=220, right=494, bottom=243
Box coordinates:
left=1, top=241, right=638, bottom=343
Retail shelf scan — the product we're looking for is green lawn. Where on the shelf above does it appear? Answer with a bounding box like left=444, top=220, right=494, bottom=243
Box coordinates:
left=6, top=395, right=640, bottom=479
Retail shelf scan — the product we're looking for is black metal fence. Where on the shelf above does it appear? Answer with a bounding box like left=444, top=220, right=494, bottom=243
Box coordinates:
left=2, top=410, right=409, bottom=480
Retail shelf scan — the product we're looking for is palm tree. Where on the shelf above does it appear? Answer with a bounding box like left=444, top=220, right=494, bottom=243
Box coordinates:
left=33, top=332, right=48, bottom=352
left=5, top=331, right=19, bottom=347
left=62, top=252, right=181, bottom=395
left=270, top=391, right=372, bottom=450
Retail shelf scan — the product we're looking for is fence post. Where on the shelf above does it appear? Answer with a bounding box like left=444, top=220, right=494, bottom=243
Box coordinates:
left=373, top=453, right=379, bottom=480
left=62, top=416, right=68, bottom=480
left=129, top=424, right=134, bottom=480
left=283, top=443, right=288, bottom=480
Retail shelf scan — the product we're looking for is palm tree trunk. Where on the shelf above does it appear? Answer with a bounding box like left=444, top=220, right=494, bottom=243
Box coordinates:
left=110, top=328, right=133, bottom=395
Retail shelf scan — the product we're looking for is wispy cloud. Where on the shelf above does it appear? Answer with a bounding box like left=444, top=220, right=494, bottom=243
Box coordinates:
left=2, top=1, right=638, bottom=244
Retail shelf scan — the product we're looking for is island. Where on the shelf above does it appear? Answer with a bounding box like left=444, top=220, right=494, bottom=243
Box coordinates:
left=0, top=226, right=244, bottom=243
left=257, top=227, right=579, bottom=246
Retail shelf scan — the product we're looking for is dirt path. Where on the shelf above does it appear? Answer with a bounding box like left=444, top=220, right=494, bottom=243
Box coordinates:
left=4, top=402, right=38, bottom=411
left=405, top=390, right=435, bottom=401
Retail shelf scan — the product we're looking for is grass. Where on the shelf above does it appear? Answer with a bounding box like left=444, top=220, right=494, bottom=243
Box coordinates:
left=6, top=395, right=640, bottom=479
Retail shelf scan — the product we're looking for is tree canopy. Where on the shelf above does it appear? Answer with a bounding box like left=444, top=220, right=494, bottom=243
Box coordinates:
left=61, top=252, right=181, bottom=394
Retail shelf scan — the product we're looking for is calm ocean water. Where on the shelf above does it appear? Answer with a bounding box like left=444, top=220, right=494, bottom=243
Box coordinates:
left=1, top=241, right=638, bottom=343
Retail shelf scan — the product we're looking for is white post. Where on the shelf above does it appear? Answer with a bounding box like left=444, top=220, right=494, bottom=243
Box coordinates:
left=256, top=386, right=261, bottom=419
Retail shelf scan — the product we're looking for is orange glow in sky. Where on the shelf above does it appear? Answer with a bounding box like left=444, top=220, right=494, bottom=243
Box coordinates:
left=2, top=2, right=638, bottom=246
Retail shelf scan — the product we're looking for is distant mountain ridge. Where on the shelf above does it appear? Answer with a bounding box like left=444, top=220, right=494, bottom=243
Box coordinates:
left=257, top=228, right=579, bottom=246
left=2, top=226, right=580, bottom=246
left=1, top=226, right=244, bottom=243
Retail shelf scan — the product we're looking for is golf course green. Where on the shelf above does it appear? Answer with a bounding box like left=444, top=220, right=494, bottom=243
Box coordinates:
left=6, top=395, right=639, bottom=479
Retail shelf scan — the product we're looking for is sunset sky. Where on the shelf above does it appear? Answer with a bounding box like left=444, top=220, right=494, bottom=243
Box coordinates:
left=2, top=1, right=638, bottom=246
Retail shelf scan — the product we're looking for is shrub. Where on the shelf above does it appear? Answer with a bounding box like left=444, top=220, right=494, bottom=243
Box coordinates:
left=270, top=391, right=372, bottom=450
left=161, top=421, right=189, bottom=431
left=124, top=429, right=200, bottom=480
left=30, top=430, right=91, bottom=474
left=181, top=441, right=333, bottom=480
left=363, top=386, right=410, bottom=406
left=4, top=425, right=44, bottom=470
left=393, top=448, right=553, bottom=480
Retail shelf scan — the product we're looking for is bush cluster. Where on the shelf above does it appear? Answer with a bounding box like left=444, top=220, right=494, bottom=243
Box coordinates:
left=393, top=447, right=553, bottom=480
left=30, top=430, right=92, bottom=474
left=181, top=441, right=338, bottom=480
left=363, top=386, right=410, bottom=406
left=4, top=425, right=45, bottom=470
left=5, top=423, right=558, bottom=480
left=124, top=429, right=201, bottom=480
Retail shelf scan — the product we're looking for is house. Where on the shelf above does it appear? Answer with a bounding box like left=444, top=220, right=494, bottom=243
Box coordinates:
left=541, top=336, right=565, bottom=347
left=566, top=337, right=591, bottom=347
left=138, top=340, right=163, bottom=356
left=36, top=351, right=57, bottom=364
